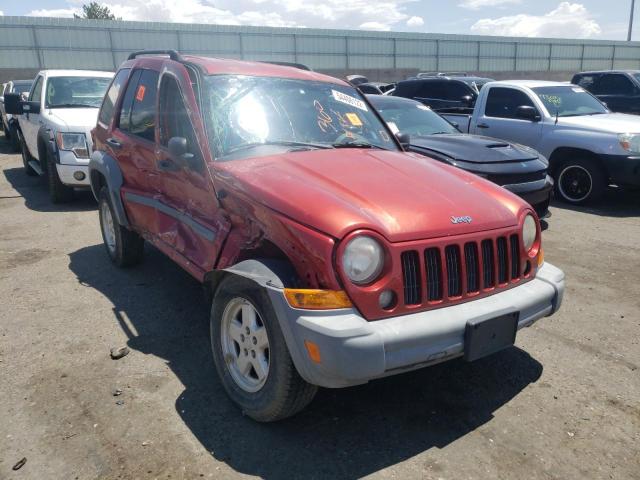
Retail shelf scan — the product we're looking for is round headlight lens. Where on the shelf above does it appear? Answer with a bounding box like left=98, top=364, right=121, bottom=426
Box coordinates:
left=342, top=236, right=384, bottom=285
left=522, top=214, right=537, bottom=252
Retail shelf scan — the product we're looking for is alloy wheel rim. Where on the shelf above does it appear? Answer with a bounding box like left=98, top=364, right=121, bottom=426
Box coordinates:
left=220, top=297, right=270, bottom=393
left=558, top=165, right=592, bottom=202
left=100, top=201, right=117, bottom=255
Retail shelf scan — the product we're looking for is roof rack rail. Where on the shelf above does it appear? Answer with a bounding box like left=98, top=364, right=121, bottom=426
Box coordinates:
left=127, top=50, right=184, bottom=61
left=259, top=61, right=312, bottom=71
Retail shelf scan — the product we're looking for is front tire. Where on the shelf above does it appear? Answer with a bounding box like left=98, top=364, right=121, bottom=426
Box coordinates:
left=211, top=275, right=317, bottom=422
left=8, top=123, right=21, bottom=152
left=46, top=151, right=74, bottom=203
left=554, top=158, right=606, bottom=205
left=98, top=186, right=144, bottom=267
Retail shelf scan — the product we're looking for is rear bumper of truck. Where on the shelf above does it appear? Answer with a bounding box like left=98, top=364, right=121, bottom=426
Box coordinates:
left=268, top=262, right=564, bottom=388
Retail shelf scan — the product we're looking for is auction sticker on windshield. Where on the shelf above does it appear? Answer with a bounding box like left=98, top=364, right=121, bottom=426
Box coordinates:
left=332, top=90, right=368, bottom=111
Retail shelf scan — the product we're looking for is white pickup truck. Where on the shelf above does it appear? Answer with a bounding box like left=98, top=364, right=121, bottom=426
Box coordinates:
left=4, top=70, right=113, bottom=203
left=442, top=80, right=640, bottom=204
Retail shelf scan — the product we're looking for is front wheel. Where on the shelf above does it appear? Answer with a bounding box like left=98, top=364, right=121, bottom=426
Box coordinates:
left=46, top=152, right=75, bottom=203
left=211, top=275, right=317, bottom=422
left=98, top=186, right=144, bottom=267
left=554, top=158, right=606, bottom=205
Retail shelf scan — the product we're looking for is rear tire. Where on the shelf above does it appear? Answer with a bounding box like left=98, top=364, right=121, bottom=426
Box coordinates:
left=18, top=130, right=37, bottom=176
left=211, top=275, right=317, bottom=422
left=98, top=186, right=144, bottom=267
left=554, top=157, right=606, bottom=205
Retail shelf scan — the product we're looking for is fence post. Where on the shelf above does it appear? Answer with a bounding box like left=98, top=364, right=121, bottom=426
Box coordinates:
left=107, top=29, right=117, bottom=70
left=611, top=44, right=616, bottom=69
left=239, top=32, right=244, bottom=60
left=548, top=43, right=552, bottom=71
left=31, top=26, right=43, bottom=69
left=436, top=39, right=440, bottom=71
left=513, top=42, right=518, bottom=71
left=345, top=36, right=350, bottom=70
left=580, top=43, right=585, bottom=71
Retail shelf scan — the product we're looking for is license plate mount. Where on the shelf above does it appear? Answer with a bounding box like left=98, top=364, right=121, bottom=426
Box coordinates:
left=464, top=312, right=519, bottom=362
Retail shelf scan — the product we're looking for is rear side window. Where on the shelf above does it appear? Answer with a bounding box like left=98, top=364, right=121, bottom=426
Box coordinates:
left=594, top=74, right=635, bottom=95
left=485, top=87, right=536, bottom=119
left=29, top=76, right=44, bottom=103
left=574, top=74, right=597, bottom=89
left=98, top=68, right=130, bottom=127
left=118, top=69, right=159, bottom=142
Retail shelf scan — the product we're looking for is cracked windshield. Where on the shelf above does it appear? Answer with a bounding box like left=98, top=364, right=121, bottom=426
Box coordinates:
left=204, top=75, right=398, bottom=160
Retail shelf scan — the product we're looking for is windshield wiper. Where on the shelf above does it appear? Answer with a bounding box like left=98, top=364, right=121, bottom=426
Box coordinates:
left=48, top=103, right=98, bottom=108
left=226, top=140, right=333, bottom=155
left=332, top=141, right=385, bottom=150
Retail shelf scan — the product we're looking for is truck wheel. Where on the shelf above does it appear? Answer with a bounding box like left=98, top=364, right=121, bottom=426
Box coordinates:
left=45, top=152, right=75, bottom=203
left=8, top=123, right=21, bottom=152
left=555, top=158, right=605, bottom=205
left=98, top=186, right=144, bottom=267
left=210, top=275, right=317, bottom=422
left=18, top=130, right=38, bottom=176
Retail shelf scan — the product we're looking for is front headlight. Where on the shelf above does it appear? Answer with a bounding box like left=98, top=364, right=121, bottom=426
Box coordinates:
left=56, top=132, right=89, bottom=159
left=522, top=214, right=537, bottom=252
left=618, top=133, right=640, bottom=154
left=342, top=236, right=384, bottom=285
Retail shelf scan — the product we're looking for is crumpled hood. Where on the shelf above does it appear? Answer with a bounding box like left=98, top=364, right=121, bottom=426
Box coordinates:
left=410, top=133, right=539, bottom=163
left=558, top=112, right=640, bottom=133
left=216, top=149, right=526, bottom=243
left=47, top=108, right=99, bottom=133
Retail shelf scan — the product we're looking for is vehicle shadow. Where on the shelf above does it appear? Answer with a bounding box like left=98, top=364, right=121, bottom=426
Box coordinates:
left=2, top=166, right=96, bottom=212
left=68, top=243, right=543, bottom=479
left=551, top=187, right=640, bottom=218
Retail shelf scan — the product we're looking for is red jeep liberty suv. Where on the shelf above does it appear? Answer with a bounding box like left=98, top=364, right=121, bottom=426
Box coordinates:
left=90, top=50, right=565, bottom=421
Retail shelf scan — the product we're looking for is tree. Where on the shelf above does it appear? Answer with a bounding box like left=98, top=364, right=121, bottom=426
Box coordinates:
left=74, top=2, right=120, bottom=20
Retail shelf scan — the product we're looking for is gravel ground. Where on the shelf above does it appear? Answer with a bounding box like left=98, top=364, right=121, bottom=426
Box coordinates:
left=0, top=131, right=639, bottom=480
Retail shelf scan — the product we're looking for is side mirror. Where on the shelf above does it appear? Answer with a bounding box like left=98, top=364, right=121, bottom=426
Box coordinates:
left=4, top=93, right=23, bottom=115
left=516, top=105, right=541, bottom=122
left=396, top=132, right=411, bottom=150
left=168, top=136, right=195, bottom=168
left=461, top=95, right=474, bottom=106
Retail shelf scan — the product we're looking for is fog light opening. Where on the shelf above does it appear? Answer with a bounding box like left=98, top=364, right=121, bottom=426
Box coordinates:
left=378, top=289, right=397, bottom=310
left=73, top=171, right=86, bottom=181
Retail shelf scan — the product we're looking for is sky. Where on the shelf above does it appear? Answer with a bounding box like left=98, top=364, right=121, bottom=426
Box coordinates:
left=0, top=0, right=637, bottom=40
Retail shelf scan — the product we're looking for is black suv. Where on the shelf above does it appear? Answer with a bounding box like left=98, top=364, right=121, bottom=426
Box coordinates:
left=571, top=70, right=640, bottom=115
left=392, top=76, right=493, bottom=114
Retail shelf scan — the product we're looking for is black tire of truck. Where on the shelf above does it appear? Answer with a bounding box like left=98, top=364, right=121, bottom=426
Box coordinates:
left=18, top=130, right=38, bottom=176
left=8, top=123, right=21, bottom=152
left=554, top=157, right=606, bottom=205
left=210, top=274, right=317, bottom=422
left=46, top=150, right=75, bottom=203
left=98, top=186, right=144, bottom=268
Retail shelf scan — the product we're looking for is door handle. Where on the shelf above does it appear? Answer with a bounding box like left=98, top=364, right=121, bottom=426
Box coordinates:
left=157, top=158, right=180, bottom=171
left=106, top=138, right=122, bottom=149
left=477, top=123, right=490, bottom=129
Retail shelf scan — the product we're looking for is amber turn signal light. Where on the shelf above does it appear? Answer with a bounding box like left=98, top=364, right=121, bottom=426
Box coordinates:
left=284, top=289, right=353, bottom=310
left=304, top=340, right=322, bottom=363
left=537, top=248, right=545, bottom=266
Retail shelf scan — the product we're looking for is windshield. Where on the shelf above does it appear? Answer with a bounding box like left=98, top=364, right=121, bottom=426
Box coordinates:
left=375, top=102, right=458, bottom=136
left=45, top=76, right=112, bottom=109
left=13, top=82, right=32, bottom=95
left=532, top=86, right=608, bottom=117
left=203, top=75, right=398, bottom=161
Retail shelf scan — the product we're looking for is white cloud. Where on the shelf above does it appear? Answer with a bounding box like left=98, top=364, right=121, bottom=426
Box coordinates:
left=359, top=21, right=391, bottom=31
left=26, top=0, right=419, bottom=31
left=459, top=0, right=521, bottom=10
left=27, top=8, right=79, bottom=18
left=470, top=2, right=601, bottom=38
left=406, top=16, right=424, bottom=27
left=0, top=10, right=4, bottom=16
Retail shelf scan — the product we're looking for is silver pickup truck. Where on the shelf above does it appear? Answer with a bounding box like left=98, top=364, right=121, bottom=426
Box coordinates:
left=442, top=80, right=640, bottom=204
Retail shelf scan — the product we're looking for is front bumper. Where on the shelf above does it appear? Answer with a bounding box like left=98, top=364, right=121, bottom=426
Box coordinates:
left=55, top=149, right=90, bottom=187
left=503, top=175, right=554, bottom=218
left=269, top=262, right=564, bottom=388
left=602, top=154, right=640, bottom=187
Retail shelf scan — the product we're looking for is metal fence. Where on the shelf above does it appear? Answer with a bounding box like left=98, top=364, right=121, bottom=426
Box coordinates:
left=1, top=15, right=640, bottom=75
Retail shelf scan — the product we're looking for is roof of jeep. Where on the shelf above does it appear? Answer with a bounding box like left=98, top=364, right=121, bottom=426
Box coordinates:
left=123, top=55, right=347, bottom=85
left=37, top=69, right=114, bottom=78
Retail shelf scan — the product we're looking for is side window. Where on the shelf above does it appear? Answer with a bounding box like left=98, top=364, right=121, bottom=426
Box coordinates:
left=575, top=74, right=597, bottom=90
left=595, top=74, right=635, bottom=95
left=485, top=87, right=536, bottom=119
left=158, top=75, right=202, bottom=171
left=98, top=68, right=130, bottom=127
left=29, top=76, right=44, bottom=103
left=129, top=70, right=159, bottom=142
left=118, top=70, right=142, bottom=132
left=442, top=81, right=472, bottom=101
left=418, top=81, right=446, bottom=99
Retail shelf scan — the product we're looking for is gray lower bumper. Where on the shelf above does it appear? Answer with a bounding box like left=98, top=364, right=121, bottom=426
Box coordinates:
left=268, top=262, right=565, bottom=388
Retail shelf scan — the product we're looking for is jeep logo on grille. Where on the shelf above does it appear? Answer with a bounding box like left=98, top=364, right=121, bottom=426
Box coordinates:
left=451, top=215, right=472, bottom=224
